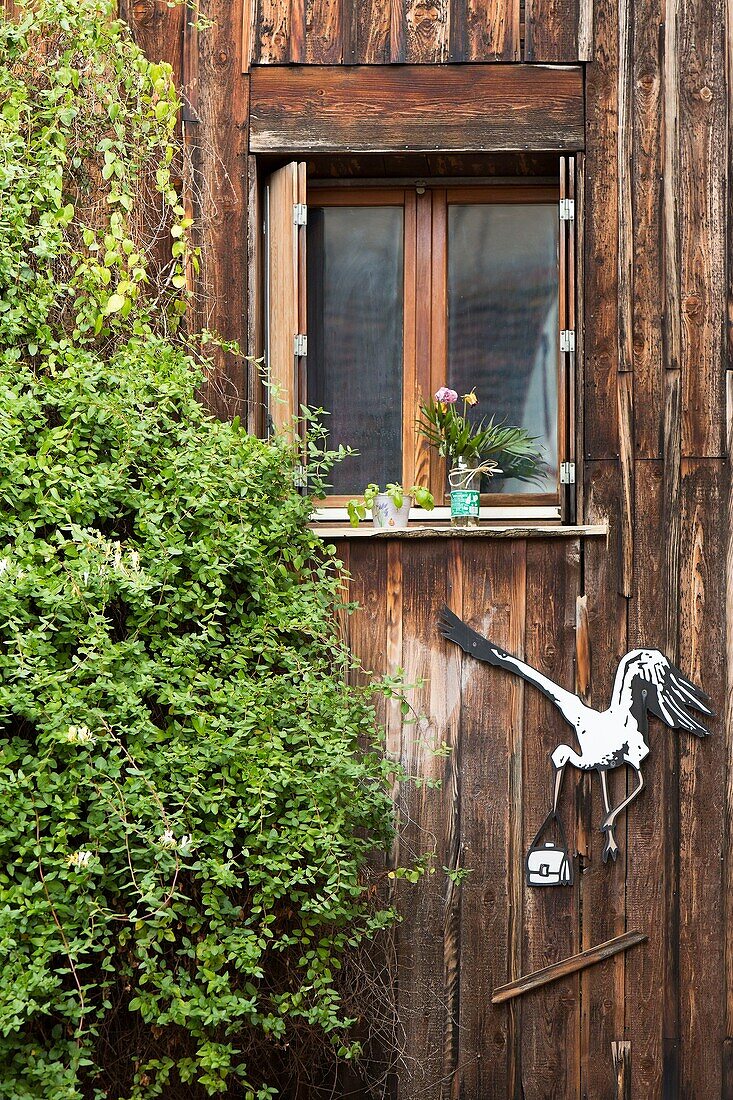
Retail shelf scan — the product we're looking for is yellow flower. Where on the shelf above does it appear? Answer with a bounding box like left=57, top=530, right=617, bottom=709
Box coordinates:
left=462, top=391, right=478, bottom=406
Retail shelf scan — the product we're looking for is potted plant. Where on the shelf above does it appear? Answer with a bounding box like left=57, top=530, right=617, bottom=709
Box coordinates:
left=417, top=387, right=544, bottom=526
left=347, top=482, right=435, bottom=529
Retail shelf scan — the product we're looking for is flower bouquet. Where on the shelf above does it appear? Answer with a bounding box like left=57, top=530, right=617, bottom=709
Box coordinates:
left=417, top=387, right=544, bottom=525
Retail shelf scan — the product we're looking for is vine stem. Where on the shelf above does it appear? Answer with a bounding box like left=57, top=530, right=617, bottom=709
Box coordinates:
left=33, top=805, right=86, bottom=1040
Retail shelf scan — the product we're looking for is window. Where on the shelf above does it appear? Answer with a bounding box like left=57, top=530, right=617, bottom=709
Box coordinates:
left=265, top=160, right=577, bottom=522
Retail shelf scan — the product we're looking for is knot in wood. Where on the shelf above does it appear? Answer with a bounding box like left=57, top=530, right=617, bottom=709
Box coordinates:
left=699, top=85, right=713, bottom=102
left=132, top=0, right=155, bottom=25
left=637, top=71, right=656, bottom=91
left=683, top=294, right=702, bottom=317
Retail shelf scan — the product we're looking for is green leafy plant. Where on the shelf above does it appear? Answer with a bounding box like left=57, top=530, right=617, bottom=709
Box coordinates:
left=346, top=483, right=435, bottom=526
left=417, top=387, right=545, bottom=482
left=0, top=3, right=402, bottom=1097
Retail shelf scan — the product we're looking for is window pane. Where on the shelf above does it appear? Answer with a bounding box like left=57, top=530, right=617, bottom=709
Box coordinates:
left=307, top=206, right=403, bottom=497
left=447, top=204, right=559, bottom=494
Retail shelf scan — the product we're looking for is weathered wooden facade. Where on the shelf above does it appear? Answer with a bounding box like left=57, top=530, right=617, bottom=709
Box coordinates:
left=123, top=0, right=730, bottom=1095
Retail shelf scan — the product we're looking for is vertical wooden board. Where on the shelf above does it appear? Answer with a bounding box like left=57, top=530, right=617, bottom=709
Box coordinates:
left=579, top=461, right=628, bottom=1099
left=523, top=0, right=579, bottom=62
left=631, top=0, right=665, bottom=458
left=678, top=0, right=726, bottom=457
left=189, top=1, right=249, bottom=419
left=121, top=0, right=185, bottom=86
left=346, top=541, right=389, bottom=686
left=520, top=539, right=580, bottom=1099
left=305, top=0, right=343, bottom=61
left=353, top=0, right=392, bottom=62
left=726, top=376, right=733, bottom=1096
left=255, top=0, right=291, bottom=61
left=582, top=0, right=620, bottom=459
left=246, top=155, right=265, bottom=435
left=395, top=539, right=461, bottom=1100
left=456, top=539, right=526, bottom=1100
left=678, top=459, right=726, bottom=1096
left=450, top=0, right=520, bottom=61
left=625, top=459, right=670, bottom=1098
left=404, top=0, right=450, bottom=61
left=265, top=162, right=299, bottom=430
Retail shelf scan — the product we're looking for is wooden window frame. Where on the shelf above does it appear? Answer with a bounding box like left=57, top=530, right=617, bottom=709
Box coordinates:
left=307, top=179, right=569, bottom=517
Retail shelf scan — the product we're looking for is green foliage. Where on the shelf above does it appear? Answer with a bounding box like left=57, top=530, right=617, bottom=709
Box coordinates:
left=0, top=3, right=398, bottom=1097
left=346, top=483, right=435, bottom=526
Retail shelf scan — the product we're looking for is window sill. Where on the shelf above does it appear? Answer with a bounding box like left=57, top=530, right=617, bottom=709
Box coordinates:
left=310, top=522, right=608, bottom=540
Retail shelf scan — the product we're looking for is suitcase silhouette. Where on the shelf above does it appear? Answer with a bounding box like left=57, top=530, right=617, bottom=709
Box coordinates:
left=525, top=812, right=574, bottom=886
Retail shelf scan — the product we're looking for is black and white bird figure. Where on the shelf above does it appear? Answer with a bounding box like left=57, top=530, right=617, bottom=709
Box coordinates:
left=438, top=606, right=713, bottom=863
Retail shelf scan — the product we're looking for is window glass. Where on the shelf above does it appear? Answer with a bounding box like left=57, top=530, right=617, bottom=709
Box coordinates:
left=307, top=206, right=403, bottom=496
left=447, top=204, right=559, bottom=494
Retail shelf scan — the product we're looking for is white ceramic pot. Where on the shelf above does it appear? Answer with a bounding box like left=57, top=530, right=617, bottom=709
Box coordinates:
left=371, top=493, right=411, bottom=529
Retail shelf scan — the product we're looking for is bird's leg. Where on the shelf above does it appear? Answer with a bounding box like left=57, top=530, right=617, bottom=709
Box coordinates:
left=598, top=769, right=619, bottom=863
left=600, top=766, right=645, bottom=863
left=552, top=762, right=565, bottom=816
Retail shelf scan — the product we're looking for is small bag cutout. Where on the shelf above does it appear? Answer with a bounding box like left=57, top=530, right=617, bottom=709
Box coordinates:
left=525, top=811, right=574, bottom=887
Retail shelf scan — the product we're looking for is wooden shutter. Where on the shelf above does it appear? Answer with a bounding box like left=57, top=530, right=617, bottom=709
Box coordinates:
left=265, top=161, right=307, bottom=434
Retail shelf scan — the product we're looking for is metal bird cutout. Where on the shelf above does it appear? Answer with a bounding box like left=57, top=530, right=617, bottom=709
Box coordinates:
left=438, top=606, right=713, bottom=879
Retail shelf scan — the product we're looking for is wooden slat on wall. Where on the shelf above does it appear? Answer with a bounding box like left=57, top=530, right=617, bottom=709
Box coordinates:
left=449, top=0, right=520, bottom=61
left=250, top=65, right=585, bottom=153
left=249, top=0, right=586, bottom=61
left=523, top=0, right=581, bottom=63
left=520, top=539, right=580, bottom=1097
left=678, top=460, right=726, bottom=1096
left=582, top=0, right=619, bottom=460
left=678, top=0, right=726, bottom=458
left=396, top=540, right=461, bottom=1099
left=579, top=462, right=627, bottom=1099
left=456, top=540, right=526, bottom=1099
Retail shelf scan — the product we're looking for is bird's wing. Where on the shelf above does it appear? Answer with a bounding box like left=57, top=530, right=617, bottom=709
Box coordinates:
left=438, top=606, right=582, bottom=722
left=618, top=650, right=713, bottom=737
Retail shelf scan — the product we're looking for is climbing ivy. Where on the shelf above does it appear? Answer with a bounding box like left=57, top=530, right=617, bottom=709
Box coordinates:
left=0, top=3, right=397, bottom=1097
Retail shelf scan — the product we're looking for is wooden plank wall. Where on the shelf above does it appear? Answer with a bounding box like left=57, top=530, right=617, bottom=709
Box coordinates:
left=121, top=0, right=732, bottom=1095
left=250, top=0, right=593, bottom=63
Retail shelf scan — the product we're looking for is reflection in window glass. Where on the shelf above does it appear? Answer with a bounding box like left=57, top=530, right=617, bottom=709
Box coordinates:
left=447, top=204, right=559, bottom=494
left=307, top=206, right=403, bottom=496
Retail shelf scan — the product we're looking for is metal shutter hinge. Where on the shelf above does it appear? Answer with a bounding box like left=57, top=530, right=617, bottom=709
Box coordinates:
left=293, top=203, right=308, bottom=226
left=560, top=198, right=575, bottom=221
left=560, top=462, right=576, bottom=485
left=560, top=329, right=575, bottom=353
left=294, top=333, right=307, bottom=356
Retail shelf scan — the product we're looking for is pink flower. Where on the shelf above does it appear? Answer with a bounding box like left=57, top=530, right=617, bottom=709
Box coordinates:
left=435, top=387, right=458, bottom=404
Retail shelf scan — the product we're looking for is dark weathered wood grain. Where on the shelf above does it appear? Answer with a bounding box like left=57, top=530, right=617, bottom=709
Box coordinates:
left=520, top=539, right=580, bottom=1098
left=396, top=540, right=461, bottom=1100
left=626, top=459, right=668, bottom=1098
left=305, top=0, right=343, bottom=61
left=631, top=0, right=664, bottom=457
left=255, top=0, right=290, bottom=60
left=404, top=0, right=450, bottom=61
left=450, top=0, right=520, bottom=61
left=456, top=540, right=526, bottom=1099
left=353, top=0, right=391, bottom=61
left=582, top=0, right=620, bottom=459
left=678, top=0, right=726, bottom=457
left=249, top=65, right=585, bottom=153
left=524, top=0, right=580, bottom=62
left=492, top=933, right=647, bottom=1004
left=579, top=460, right=628, bottom=1100
left=678, top=459, right=726, bottom=1096
left=184, top=0, right=248, bottom=419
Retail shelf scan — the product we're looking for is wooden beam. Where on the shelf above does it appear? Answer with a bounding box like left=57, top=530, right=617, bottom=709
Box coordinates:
left=491, top=931, right=647, bottom=1004
left=249, top=64, right=584, bottom=154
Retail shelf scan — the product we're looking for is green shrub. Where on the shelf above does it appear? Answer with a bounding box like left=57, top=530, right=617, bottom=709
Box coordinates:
left=0, top=4, right=396, bottom=1097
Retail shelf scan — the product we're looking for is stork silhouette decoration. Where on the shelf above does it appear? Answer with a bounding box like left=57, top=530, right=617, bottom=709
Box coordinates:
left=438, top=606, right=713, bottom=877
